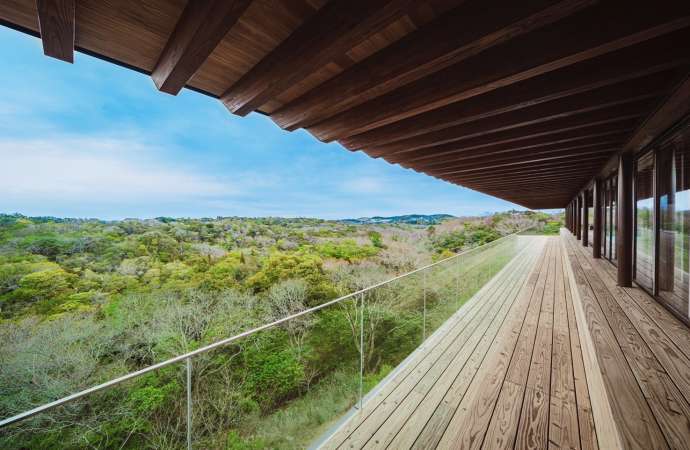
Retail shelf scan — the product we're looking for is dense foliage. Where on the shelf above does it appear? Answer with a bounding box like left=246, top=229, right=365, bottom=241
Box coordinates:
left=0, top=211, right=560, bottom=449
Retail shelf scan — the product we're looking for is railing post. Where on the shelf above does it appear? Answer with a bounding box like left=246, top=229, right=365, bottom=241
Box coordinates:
left=358, top=291, right=364, bottom=411
left=422, top=269, right=427, bottom=341
left=456, top=255, right=460, bottom=310
left=186, top=357, right=192, bottom=450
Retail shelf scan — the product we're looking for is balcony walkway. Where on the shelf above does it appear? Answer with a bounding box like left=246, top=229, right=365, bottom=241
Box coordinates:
left=316, top=233, right=690, bottom=449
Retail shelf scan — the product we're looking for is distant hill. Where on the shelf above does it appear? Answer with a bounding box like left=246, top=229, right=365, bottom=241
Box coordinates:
left=340, top=214, right=455, bottom=225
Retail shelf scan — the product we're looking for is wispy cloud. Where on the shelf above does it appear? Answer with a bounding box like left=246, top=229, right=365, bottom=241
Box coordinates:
left=0, top=26, right=527, bottom=219
left=341, top=176, right=387, bottom=194
left=0, top=136, right=237, bottom=202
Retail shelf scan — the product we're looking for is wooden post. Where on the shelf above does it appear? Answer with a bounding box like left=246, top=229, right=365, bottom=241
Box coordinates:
left=582, top=190, right=589, bottom=247
left=593, top=179, right=602, bottom=258
left=575, top=194, right=582, bottom=240
left=617, top=153, right=634, bottom=287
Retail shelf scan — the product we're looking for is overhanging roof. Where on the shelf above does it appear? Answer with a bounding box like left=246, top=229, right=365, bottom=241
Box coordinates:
left=2, top=0, right=690, bottom=209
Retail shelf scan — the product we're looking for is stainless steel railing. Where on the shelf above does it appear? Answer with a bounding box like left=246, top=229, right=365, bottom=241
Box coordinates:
left=0, top=227, right=533, bottom=448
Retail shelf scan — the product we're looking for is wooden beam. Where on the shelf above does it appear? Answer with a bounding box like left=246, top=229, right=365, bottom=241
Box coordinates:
left=220, top=0, right=415, bottom=116
left=432, top=150, right=613, bottom=176
left=462, top=177, right=594, bottom=190
left=381, top=103, right=646, bottom=164
left=310, top=3, right=690, bottom=142
left=151, top=0, right=251, bottom=95
left=36, top=0, right=75, bottom=63
left=460, top=177, right=597, bottom=190
left=461, top=171, right=595, bottom=183
left=271, top=0, right=593, bottom=130
left=623, top=74, right=690, bottom=154
left=445, top=159, right=607, bottom=181
left=401, top=124, right=636, bottom=170
left=339, top=34, right=690, bottom=151
left=408, top=135, right=630, bottom=171
left=365, top=75, right=669, bottom=157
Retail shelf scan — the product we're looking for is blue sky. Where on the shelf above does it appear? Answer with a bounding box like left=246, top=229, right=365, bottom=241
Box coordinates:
left=0, top=26, right=526, bottom=220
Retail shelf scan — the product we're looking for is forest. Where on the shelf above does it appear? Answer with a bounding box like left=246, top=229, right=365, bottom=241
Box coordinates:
left=0, top=211, right=561, bottom=449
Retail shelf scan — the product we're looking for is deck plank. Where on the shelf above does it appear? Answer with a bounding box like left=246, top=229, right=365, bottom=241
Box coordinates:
left=361, top=243, right=543, bottom=449
left=434, top=241, right=555, bottom=449
left=482, top=243, right=553, bottom=450
left=561, top=249, right=598, bottom=450
left=315, top=232, right=690, bottom=450
left=563, top=234, right=668, bottom=449
left=321, top=244, right=522, bottom=448
left=515, top=241, right=556, bottom=450
left=568, top=236, right=690, bottom=449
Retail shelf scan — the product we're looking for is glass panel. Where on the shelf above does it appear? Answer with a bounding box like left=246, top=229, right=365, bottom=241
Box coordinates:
left=0, top=361, right=187, bottom=449
left=190, top=297, right=361, bottom=449
left=635, top=152, right=655, bottom=291
left=658, top=124, right=690, bottom=321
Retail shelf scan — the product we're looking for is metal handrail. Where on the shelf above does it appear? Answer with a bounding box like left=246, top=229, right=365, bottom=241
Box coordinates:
left=0, top=226, right=532, bottom=428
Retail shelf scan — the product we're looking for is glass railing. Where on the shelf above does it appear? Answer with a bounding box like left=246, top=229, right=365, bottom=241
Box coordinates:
left=0, top=228, right=533, bottom=449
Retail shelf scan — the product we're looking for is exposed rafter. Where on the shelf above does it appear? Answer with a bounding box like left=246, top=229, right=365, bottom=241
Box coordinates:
left=220, top=0, right=417, bottom=116
left=152, top=0, right=251, bottom=95
left=271, top=0, right=594, bottom=131
left=1, top=0, right=689, bottom=209
left=309, top=2, right=690, bottom=142
left=36, top=0, right=75, bottom=63
left=340, top=34, right=690, bottom=151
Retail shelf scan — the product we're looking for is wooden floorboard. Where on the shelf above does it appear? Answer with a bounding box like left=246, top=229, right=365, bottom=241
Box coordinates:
left=566, top=233, right=690, bottom=450
left=315, top=233, right=690, bottom=450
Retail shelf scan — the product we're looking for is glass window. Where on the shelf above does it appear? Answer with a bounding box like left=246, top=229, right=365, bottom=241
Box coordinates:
left=657, top=125, right=690, bottom=321
left=602, top=176, right=617, bottom=263
left=635, top=152, right=655, bottom=291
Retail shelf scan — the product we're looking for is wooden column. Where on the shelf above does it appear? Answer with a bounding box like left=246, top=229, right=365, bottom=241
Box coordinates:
left=593, top=179, right=603, bottom=258
left=581, top=190, right=589, bottom=247
left=575, top=194, right=582, bottom=239
left=617, top=153, right=634, bottom=287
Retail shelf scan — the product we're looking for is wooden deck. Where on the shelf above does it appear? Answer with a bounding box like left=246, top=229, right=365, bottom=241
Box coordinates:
left=316, top=233, right=690, bottom=450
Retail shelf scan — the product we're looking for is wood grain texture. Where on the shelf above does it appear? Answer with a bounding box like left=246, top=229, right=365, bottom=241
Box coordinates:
left=220, top=0, right=416, bottom=116
left=271, top=0, right=593, bottom=130
left=36, top=0, right=74, bottom=62
left=563, top=233, right=667, bottom=449
left=308, top=2, right=690, bottom=142
left=366, top=91, right=662, bottom=159
left=151, top=0, right=251, bottom=95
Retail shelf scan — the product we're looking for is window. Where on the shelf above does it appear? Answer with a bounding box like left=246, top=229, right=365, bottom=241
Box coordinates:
left=635, top=152, right=655, bottom=292
left=657, top=124, right=690, bottom=321
left=603, top=175, right=617, bottom=264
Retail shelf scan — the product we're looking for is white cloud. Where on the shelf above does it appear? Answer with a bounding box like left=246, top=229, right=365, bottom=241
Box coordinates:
left=342, top=176, right=386, bottom=194
left=0, top=136, right=237, bottom=202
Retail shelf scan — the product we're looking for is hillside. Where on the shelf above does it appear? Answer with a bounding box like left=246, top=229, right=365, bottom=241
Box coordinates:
left=339, top=213, right=454, bottom=225
left=0, top=210, right=561, bottom=449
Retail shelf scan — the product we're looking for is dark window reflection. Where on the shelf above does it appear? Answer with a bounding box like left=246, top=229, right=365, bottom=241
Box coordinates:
left=658, top=125, right=690, bottom=321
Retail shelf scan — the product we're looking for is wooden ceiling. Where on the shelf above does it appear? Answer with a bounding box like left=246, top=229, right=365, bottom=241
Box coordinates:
left=2, top=0, right=689, bottom=209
